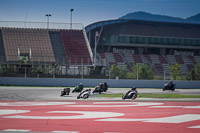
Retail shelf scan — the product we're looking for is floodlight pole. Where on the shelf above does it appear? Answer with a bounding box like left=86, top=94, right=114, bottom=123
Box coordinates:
left=70, top=9, right=74, bottom=29
left=45, top=14, right=51, bottom=29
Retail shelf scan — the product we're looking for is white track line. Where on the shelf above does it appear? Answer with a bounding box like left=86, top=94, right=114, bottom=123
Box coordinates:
left=3, top=129, right=30, bottom=132
left=188, top=125, right=200, bottom=128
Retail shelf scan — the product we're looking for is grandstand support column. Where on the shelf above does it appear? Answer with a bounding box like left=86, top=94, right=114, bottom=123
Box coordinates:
left=81, top=58, right=83, bottom=79
left=137, top=68, right=138, bottom=80
left=24, top=67, right=27, bottom=78
left=94, top=31, right=99, bottom=67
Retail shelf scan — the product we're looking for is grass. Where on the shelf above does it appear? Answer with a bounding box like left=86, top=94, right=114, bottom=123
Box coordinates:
left=96, top=93, right=200, bottom=98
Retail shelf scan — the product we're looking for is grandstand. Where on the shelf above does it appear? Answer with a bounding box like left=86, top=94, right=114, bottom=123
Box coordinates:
left=1, top=19, right=200, bottom=78
left=0, top=22, right=93, bottom=76
left=85, top=19, right=200, bottom=76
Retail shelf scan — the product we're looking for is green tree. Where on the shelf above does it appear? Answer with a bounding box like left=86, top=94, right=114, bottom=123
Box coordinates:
left=138, top=64, right=154, bottom=79
left=128, top=64, right=154, bottom=80
left=48, top=64, right=61, bottom=78
left=110, top=64, right=120, bottom=79
left=19, top=56, right=30, bottom=64
left=186, top=64, right=200, bottom=80
left=119, top=66, right=128, bottom=79
left=109, top=64, right=128, bottom=79
left=0, top=64, right=8, bottom=74
left=0, top=64, right=12, bottom=74
left=32, top=65, right=44, bottom=78
left=169, top=64, right=181, bottom=80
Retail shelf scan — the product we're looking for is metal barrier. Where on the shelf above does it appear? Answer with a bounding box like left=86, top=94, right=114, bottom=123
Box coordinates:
left=0, top=21, right=84, bottom=30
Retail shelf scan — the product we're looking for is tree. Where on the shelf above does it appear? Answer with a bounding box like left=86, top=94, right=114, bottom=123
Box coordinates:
left=186, top=64, right=200, bottom=80
left=169, top=64, right=181, bottom=80
left=48, top=64, right=61, bottom=78
left=128, top=64, right=154, bottom=80
left=0, top=64, right=12, bottom=74
left=109, top=64, right=128, bottom=79
left=19, top=56, right=30, bottom=64
left=110, top=64, right=119, bottom=79
left=119, top=66, right=128, bottom=79
left=32, top=65, right=44, bottom=78
left=137, top=64, right=154, bottom=79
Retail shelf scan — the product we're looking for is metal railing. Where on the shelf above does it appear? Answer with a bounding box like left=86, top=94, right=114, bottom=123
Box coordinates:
left=0, top=21, right=84, bottom=30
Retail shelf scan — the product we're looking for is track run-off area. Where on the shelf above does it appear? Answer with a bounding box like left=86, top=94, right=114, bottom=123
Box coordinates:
left=0, top=101, right=199, bottom=133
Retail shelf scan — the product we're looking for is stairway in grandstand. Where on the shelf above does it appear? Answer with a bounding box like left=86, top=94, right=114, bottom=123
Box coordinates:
left=60, top=30, right=92, bottom=65
left=49, top=31, right=67, bottom=65
left=0, top=30, right=6, bottom=63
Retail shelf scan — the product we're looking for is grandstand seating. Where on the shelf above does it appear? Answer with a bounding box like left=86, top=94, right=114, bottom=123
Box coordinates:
left=188, top=55, right=196, bottom=64
left=60, top=30, right=92, bottom=65
left=123, top=53, right=134, bottom=62
left=49, top=31, right=67, bottom=65
left=113, top=53, right=123, bottom=62
left=174, top=55, right=184, bottom=64
left=132, top=54, right=143, bottom=63
left=98, top=52, right=200, bottom=75
left=1, top=28, right=55, bottom=63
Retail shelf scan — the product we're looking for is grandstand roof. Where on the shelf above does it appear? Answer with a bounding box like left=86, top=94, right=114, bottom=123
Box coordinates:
left=85, top=19, right=200, bottom=39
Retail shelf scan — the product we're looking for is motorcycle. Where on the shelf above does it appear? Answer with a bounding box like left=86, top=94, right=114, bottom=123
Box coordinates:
left=122, top=90, right=138, bottom=100
left=77, top=89, right=91, bottom=99
left=72, top=85, right=83, bottom=93
left=60, top=88, right=70, bottom=96
left=92, top=85, right=104, bottom=94
left=163, top=83, right=176, bottom=91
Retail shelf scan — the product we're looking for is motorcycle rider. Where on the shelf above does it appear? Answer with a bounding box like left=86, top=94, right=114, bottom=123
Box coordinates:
left=60, top=87, right=70, bottom=96
left=102, top=81, right=108, bottom=91
left=77, top=88, right=91, bottom=99
left=83, top=88, right=91, bottom=95
left=79, top=83, right=84, bottom=90
left=99, top=83, right=103, bottom=89
left=72, top=83, right=84, bottom=93
left=127, top=86, right=138, bottom=97
left=167, top=80, right=174, bottom=88
left=122, top=86, right=138, bottom=100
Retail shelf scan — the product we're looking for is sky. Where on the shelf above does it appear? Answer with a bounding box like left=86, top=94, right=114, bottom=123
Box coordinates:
left=0, top=0, right=200, bottom=27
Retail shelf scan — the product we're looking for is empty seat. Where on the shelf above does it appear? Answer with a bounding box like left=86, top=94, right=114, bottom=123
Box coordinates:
left=2, top=28, right=55, bottom=63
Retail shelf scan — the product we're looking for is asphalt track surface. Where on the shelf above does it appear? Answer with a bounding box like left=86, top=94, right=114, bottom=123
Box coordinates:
left=0, top=87, right=200, bottom=133
left=0, top=86, right=200, bottom=101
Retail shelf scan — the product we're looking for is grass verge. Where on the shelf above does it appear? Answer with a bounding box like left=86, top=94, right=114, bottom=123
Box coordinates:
left=96, top=93, right=200, bottom=98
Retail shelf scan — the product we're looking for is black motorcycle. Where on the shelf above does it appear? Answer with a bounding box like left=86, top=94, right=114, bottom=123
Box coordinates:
left=122, top=90, right=138, bottom=100
left=92, top=85, right=104, bottom=94
left=77, top=89, right=91, bottom=99
left=60, top=88, right=70, bottom=96
left=163, top=83, right=176, bottom=91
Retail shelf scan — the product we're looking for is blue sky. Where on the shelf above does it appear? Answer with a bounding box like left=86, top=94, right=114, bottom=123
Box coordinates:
left=0, top=0, right=200, bottom=26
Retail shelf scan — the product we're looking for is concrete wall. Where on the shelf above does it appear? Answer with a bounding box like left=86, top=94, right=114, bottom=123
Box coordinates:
left=0, top=77, right=200, bottom=89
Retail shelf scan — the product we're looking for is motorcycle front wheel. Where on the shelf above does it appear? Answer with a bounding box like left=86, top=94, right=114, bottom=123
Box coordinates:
left=122, top=94, right=126, bottom=100
left=132, top=94, right=137, bottom=100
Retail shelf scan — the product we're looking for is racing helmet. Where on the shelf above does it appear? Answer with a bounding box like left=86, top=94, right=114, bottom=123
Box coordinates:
left=132, top=86, right=136, bottom=90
